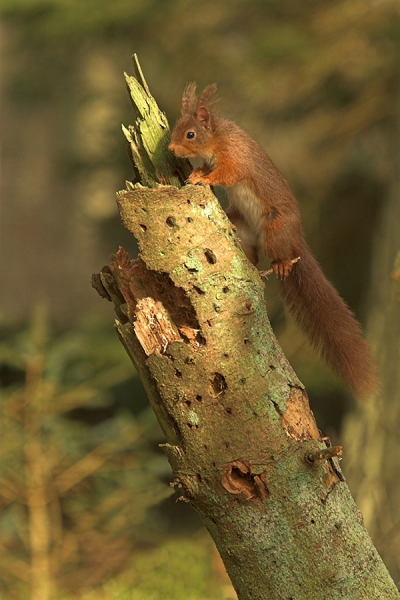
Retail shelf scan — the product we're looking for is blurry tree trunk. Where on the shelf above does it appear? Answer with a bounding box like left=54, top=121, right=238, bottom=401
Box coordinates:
left=342, top=94, right=400, bottom=583
left=92, top=57, right=400, bottom=600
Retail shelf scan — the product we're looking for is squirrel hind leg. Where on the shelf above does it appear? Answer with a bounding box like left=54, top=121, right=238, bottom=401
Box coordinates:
left=242, top=244, right=259, bottom=265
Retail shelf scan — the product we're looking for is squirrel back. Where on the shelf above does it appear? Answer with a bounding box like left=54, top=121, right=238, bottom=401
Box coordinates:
left=169, top=83, right=378, bottom=397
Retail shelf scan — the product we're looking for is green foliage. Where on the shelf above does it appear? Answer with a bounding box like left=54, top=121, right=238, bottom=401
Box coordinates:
left=0, top=307, right=176, bottom=598
left=78, top=537, right=231, bottom=600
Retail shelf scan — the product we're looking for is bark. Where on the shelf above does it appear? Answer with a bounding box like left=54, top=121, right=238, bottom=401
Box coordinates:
left=92, top=56, right=400, bottom=600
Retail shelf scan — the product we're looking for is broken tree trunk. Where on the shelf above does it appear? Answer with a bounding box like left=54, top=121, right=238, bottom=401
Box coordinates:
left=92, top=56, right=400, bottom=600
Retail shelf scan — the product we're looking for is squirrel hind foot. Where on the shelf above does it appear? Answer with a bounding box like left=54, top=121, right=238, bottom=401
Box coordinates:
left=271, top=259, right=294, bottom=280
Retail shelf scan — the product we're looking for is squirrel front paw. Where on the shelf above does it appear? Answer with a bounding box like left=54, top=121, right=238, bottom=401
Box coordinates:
left=187, top=168, right=210, bottom=186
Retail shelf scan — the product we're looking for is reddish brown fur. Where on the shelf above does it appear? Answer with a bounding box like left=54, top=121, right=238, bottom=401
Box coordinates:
left=169, top=84, right=378, bottom=397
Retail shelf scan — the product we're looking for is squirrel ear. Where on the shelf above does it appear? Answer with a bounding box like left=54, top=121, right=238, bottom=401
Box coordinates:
left=195, top=84, right=218, bottom=129
left=181, top=82, right=197, bottom=114
left=196, top=106, right=212, bottom=129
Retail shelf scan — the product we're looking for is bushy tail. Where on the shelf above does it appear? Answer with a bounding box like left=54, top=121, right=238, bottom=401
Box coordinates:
left=279, top=245, right=378, bottom=397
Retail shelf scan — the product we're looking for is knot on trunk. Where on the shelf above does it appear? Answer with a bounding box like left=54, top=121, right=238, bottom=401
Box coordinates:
left=222, top=460, right=270, bottom=502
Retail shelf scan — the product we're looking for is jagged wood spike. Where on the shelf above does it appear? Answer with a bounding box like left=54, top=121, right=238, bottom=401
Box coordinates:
left=123, top=56, right=191, bottom=188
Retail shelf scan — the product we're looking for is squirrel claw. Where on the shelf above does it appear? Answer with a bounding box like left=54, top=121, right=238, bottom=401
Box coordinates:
left=186, top=178, right=205, bottom=186
left=187, top=168, right=211, bottom=186
left=188, top=176, right=205, bottom=186
left=271, top=259, right=294, bottom=280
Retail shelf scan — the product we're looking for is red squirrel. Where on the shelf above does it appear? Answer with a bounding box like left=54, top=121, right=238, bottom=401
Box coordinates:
left=168, top=83, right=378, bottom=397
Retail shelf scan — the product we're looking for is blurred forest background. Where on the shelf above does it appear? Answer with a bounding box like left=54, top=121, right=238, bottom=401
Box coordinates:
left=1, top=0, right=400, bottom=598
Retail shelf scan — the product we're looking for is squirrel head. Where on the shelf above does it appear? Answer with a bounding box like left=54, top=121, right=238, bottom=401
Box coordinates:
left=169, top=83, right=218, bottom=159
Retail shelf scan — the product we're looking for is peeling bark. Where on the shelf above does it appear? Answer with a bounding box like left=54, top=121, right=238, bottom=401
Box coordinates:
left=92, top=57, right=400, bottom=600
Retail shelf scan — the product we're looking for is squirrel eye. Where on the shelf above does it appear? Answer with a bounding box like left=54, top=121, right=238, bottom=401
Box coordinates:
left=186, top=131, right=195, bottom=140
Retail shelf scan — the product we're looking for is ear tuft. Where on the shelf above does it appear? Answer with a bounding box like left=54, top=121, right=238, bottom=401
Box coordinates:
left=196, top=84, right=218, bottom=111
left=181, top=82, right=197, bottom=114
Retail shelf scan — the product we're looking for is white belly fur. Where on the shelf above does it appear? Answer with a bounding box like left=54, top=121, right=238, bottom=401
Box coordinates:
left=226, top=182, right=262, bottom=247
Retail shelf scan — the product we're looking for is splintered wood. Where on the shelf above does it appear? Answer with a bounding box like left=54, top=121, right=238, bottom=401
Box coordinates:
left=134, top=297, right=182, bottom=355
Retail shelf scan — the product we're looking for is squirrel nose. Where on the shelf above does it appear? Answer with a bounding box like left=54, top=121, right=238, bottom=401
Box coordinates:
left=168, top=143, right=175, bottom=154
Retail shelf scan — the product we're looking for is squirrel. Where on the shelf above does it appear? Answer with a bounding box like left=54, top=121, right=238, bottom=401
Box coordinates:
left=168, top=83, right=378, bottom=398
